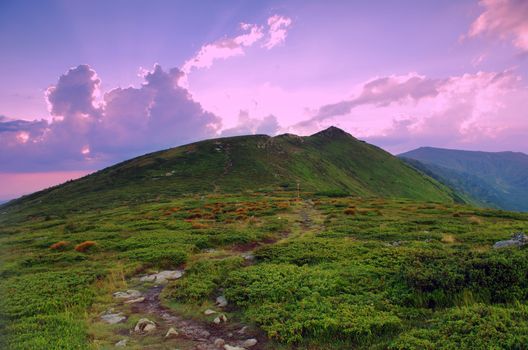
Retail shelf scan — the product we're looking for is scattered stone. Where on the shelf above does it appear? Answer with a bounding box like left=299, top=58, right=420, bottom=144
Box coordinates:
left=236, top=326, right=248, bottom=335
left=204, top=309, right=217, bottom=315
left=134, top=318, right=157, bottom=333
left=115, top=338, right=128, bottom=347
left=216, top=295, right=228, bottom=307
left=139, top=270, right=184, bottom=284
left=100, top=312, right=126, bottom=324
left=213, top=314, right=228, bottom=324
left=493, top=232, right=528, bottom=249
left=124, top=296, right=145, bottom=304
left=241, top=252, right=254, bottom=261
left=214, top=338, right=225, bottom=347
left=241, top=339, right=257, bottom=348
left=224, top=345, right=245, bottom=350
left=165, top=327, right=179, bottom=338
left=113, top=290, right=142, bottom=299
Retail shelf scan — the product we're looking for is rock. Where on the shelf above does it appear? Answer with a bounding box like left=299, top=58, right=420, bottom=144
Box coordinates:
left=493, top=232, right=528, bottom=249
left=134, top=318, right=157, bottom=333
left=236, top=326, right=248, bottom=335
left=214, top=338, right=225, bottom=347
left=216, top=295, right=228, bottom=307
left=124, top=296, right=145, bottom=304
left=115, top=339, right=128, bottom=347
left=113, top=290, right=142, bottom=299
left=140, top=270, right=184, bottom=284
left=224, top=345, right=245, bottom=350
left=204, top=309, right=217, bottom=315
left=241, top=339, right=257, bottom=348
left=165, top=327, right=179, bottom=338
left=100, top=313, right=126, bottom=324
left=241, top=252, right=254, bottom=261
left=213, top=314, right=227, bottom=324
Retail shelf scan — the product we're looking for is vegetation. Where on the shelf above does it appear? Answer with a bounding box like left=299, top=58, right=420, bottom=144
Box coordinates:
left=1, top=128, right=527, bottom=349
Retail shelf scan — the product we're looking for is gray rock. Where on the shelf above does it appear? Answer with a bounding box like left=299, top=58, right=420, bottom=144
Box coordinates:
left=241, top=339, right=257, bottom=348
left=124, top=296, right=145, bottom=304
left=100, top=313, right=126, bottom=324
left=115, top=339, right=128, bottom=347
left=113, top=289, right=142, bottom=299
left=216, top=295, right=228, bottom=307
left=214, top=338, right=225, bottom=347
left=213, top=314, right=227, bottom=324
left=134, top=318, right=156, bottom=333
left=493, top=232, right=528, bottom=249
left=165, top=327, right=179, bottom=338
left=224, top=345, right=245, bottom=350
left=204, top=309, right=217, bottom=315
left=139, top=270, right=184, bottom=284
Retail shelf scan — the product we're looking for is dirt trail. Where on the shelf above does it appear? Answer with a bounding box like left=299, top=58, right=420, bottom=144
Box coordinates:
left=99, top=200, right=320, bottom=349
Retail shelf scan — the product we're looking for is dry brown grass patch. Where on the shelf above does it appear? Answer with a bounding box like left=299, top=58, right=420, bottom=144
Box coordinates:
left=50, top=241, right=69, bottom=250
left=74, top=240, right=97, bottom=252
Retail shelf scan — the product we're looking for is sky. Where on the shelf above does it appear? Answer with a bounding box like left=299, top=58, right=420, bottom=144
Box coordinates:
left=1, top=0, right=528, bottom=201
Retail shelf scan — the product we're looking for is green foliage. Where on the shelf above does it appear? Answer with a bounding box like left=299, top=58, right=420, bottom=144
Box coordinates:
left=120, top=247, right=188, bottom=268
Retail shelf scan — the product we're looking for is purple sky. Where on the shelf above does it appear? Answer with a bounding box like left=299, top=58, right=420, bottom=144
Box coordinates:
left=1, top=0, right=528, bottom=200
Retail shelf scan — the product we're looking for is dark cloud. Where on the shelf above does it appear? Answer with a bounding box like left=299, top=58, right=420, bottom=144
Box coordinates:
left=0, top=64, right=222, bottom=171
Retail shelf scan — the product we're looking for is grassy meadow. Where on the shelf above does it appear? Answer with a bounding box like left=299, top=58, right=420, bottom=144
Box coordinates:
left=1, top=190, right=528, bottom=349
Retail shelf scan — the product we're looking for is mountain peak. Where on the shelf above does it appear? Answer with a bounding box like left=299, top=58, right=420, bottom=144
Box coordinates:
left=310, top=126, right=354, bottom=139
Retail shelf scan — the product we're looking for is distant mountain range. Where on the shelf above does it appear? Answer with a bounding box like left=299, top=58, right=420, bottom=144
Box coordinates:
left=400, top=147, right=528, bottom=212
left=3, top=127, right=461, bottom=214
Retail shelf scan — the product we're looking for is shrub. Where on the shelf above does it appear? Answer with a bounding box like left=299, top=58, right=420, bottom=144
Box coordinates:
left=49, top=241, right=69, bottom=250
left=121, top=247, right=187, bottom=268
left=344, top=208, right=356, bottom=215
left=74, top=241, right=96, bottom=252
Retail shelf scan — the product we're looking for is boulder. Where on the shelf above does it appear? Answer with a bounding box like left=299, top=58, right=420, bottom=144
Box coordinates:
left=493, top=232, right=528, bottom=249
left=113, top=290, right=142, bottom=299
left=224, top=345, right=245, bottom=350
left=124, top=297, right=145, bottom=304
left=115, top=339, right=128, bottom=347
left=214, top=338, right=226, bottom=347
left=216, top=295, right=228, bottom=307
left=140, top=270, right=184, bottom=284
left=134, top=318, right=157, bottom=333
left=241, top=339, right=257, bottom=348
left=100, top=313, right=126, bottom=324
left=165, top=327, right=179, bottom=338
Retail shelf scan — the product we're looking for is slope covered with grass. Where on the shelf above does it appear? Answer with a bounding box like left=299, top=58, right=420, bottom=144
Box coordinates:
left=2, top=127, right=460, bottom=219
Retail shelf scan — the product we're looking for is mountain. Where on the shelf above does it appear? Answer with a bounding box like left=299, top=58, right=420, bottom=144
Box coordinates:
left=2, top=127, right=460, bottom=215
left=399, top=147, right=528, bottom=212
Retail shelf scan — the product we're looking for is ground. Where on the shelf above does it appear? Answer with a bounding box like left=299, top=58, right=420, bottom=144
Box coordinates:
left=1, top=191, right=528, bottom=349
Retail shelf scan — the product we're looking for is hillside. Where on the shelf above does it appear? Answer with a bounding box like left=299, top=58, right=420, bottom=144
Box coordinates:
left=2, top=127, right=460, bottom=217
left=399, top=147, right=528, bottom=212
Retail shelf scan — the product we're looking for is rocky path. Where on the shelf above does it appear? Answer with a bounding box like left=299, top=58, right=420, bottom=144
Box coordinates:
left=97, top=200, right=318, bottom=349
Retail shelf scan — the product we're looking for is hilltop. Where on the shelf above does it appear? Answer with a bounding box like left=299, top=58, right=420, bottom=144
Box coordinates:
left=2, top=127, right=461, bottom=217
left=400, top=147, right=528, bottom=212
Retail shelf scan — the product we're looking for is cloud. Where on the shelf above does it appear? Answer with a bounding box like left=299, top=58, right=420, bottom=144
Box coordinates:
left=181, top=14, right=292, bottom=78
left=0, top=64, right=221, bottom=172
left=221, top=110, right=279, bottom=137
left=263, top=15, right=293, bottom=49
left=467, top=0, right=528, bottom=51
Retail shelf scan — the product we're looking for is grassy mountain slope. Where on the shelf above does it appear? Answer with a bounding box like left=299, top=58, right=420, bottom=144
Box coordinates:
left=2, top=127, right=460, bottom=217
left=400, top=147, right=528, bottom=212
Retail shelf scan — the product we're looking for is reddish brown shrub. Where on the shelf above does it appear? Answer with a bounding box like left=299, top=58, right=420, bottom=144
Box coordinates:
left=50, top=241, right=69, bottom=250
left=344, top=208, right=356, bottom=215
left=74, top=241, right=97, bottom=252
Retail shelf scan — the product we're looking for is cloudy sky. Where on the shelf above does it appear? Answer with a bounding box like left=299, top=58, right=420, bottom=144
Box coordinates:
left=1, top=0, right=528, bottom=200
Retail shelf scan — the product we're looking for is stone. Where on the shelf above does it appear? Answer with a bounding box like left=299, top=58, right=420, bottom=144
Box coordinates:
left=236, top=326, right=248, bottom=335
left=204, top=309, right=217, bottom=315
left=213, top=314, right=227, bottom=324
left=216, top=295, right=228, bottom=307
left=115, top=339, right=128, bottom=347
left=100, top=313, right=126, bottom=324
left=493, top=232, right=528, bottom=249
left=214, top=338, right=225, bottom=347
left=241, top=339, right=257, bottom=348
left=140, top=270, right=184, bottom=284
left=224, top=345, right=245, bottom=350
left=124, top=297, right=145, bottom=304
left=134, top=318, right=157, bottom=333
left=165, top=327, right=179, bottom=338
left=113, top=290, right=142, bottom=299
